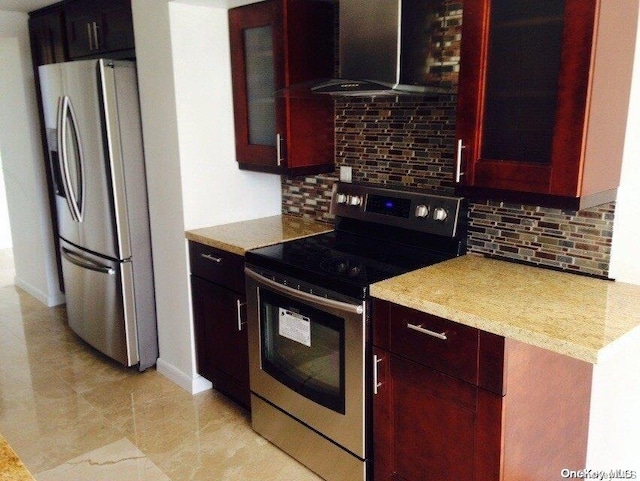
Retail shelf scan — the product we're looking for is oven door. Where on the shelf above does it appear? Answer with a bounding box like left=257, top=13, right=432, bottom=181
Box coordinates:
left=245, top=266, right=367, bottom=459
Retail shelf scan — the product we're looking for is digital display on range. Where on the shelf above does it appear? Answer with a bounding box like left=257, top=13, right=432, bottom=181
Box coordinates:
left=367, top=195, right=411, bottom=218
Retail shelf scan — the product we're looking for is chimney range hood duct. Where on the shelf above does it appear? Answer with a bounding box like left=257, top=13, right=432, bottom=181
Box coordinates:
left=312, top=0, right=461, bottom=97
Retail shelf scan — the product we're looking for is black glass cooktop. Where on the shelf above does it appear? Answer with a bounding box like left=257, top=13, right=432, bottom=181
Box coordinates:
left=245, top=230, right=454, bottom=299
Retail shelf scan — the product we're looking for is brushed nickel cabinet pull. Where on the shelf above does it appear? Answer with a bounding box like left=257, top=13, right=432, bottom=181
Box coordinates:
left=87, top=23, right=94, bottom=50
left=373, top=354, right=383, bottom=395
left=201, top=253, right=223, bottom=263
left=92, top=22, right=100, bottom=50
left=276, top=133, right=284, bottom=166
left=455, top=139, right=466, bottom=183
left=236, top=299, right=246, bottom=331
left=406, top=322, right=448, bottom=340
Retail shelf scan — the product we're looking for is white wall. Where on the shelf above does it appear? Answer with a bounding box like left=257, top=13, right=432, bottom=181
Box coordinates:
left=587, top=327, right=640, bottom=473
left=132, top=0, right=280, bottom=393
left=610, top=5, right=640, bottom=285
left=0, top=11, right=63, bottom=305
left=588, top=3, right=640, bottom=473
left=132, top=0, right=199, bottom=392
left=170, top=2, right=281, bottom=230
left=0, top=151, right=12, bottom=249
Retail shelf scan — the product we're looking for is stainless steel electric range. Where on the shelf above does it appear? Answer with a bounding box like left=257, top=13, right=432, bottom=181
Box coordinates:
left=244, top=182, right=467, bottom=481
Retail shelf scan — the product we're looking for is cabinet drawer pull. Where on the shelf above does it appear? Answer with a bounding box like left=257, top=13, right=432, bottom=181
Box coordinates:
left=201, top=253, right=223, bottom=263
left=406, top=322, right=448, bottom=340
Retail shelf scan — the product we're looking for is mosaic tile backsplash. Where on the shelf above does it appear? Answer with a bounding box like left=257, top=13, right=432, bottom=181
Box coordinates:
left=281, top=96, right=615, bottom=278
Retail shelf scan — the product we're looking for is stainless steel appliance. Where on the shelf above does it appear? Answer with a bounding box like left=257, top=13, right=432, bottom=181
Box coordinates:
left=311, top=0, right=461, bottom=96
left=245, top=182, right=467, bottom=481
left=39, top=59, right=157, bottom=370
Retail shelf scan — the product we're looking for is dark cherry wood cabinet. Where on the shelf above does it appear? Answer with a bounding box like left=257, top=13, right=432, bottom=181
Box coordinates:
left=228, top=0, right=335, bottom=175
left=189, top=242, right=250, bottom=410
left=372, top=300, right=593, bottom=481
left=65, top=0, right=135, bottom=59
left=29, top=5, right=68, bottom=67
left=455, top=0, right=639, bottom=210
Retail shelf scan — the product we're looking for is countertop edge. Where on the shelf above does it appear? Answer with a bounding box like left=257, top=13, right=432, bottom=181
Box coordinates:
left=370, top=286, right=600, bottom=364
left=185, top=215, right=333, bottom=255
left=184, top=234, right=245, bottom=256
left=370, top=254, right=640, bottom=365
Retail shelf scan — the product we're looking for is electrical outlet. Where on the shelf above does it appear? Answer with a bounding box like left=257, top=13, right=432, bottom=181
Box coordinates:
left=340, top=166, right=352, bottom=183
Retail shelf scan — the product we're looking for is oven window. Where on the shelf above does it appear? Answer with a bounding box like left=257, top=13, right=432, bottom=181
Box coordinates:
left=259, top=289, right=345, bottom=414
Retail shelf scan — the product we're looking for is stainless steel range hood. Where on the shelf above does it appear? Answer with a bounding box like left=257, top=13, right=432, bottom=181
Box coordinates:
left=312, top=0, right=461, bottom=97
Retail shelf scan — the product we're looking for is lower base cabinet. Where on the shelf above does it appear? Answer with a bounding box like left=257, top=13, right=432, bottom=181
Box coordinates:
left=373, top=300, right=592, bottom=481
left=374, top=350, right=499, bottom=480
left=189, top=242, right=250, bottom=409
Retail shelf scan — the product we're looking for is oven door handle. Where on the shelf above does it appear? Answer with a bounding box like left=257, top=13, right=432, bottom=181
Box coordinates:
left=245, top=268, right=364, bottom=315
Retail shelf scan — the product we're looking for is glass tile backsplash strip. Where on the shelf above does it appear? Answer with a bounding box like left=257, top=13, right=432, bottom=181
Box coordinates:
left=281, top=96, right=614, bottom=278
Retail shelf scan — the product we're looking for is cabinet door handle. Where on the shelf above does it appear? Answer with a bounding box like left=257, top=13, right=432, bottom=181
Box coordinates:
left=201, top=253, right=223, bottom=263
left=87, top=23, right=94, bottom=50
left=276, top=133, right=284, bottom=166
left=455, top=139, right=466, bottom=183
left=406, top=322, right=448, bottom=340
left=373, top=354, right=383, bottom=395
left=92, top=22, right=100, bottom=50
left=236, top=299, right=246, bottom=331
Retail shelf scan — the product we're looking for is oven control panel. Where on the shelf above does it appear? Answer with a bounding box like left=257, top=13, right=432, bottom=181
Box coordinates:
left=331, top=182, right=466, bottom=237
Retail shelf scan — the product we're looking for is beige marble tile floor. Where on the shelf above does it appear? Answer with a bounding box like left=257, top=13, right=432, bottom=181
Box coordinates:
left=0, top=248, right=16, bottom=288
left=0, top=251, right=323, bottom=481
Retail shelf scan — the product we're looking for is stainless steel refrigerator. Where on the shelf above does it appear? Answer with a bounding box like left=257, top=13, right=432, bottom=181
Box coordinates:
left=38, top=59, right=157, bottom=370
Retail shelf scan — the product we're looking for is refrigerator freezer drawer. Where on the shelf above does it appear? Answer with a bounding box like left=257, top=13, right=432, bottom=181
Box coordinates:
left=60, top=240, right=139, bottom=367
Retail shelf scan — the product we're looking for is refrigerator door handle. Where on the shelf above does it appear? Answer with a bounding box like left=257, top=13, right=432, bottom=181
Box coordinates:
left=58, top=95, right=85, bottom=223
left=61, top=246, right=115, bottom=275
left=98, top=62, right=132, bottom=259
left=57, top=96, right=78, bottom=222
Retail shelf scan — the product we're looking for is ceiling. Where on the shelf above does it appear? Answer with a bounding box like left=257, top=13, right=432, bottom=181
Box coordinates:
left=0, top=0, right=58, bottom=13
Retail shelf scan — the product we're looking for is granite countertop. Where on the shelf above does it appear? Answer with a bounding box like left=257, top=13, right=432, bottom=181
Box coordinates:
left=185, top=214, right=333, bottom=255
left=370, top=254, right=640, bottom=364
left=0, top=434, right=35, bottom=481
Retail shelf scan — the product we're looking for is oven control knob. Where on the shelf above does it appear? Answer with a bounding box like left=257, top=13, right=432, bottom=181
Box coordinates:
left=415, top=204, right=429, bottom=218
left=336, top=193, right=347, bottom=204
left=433, top=207, right=448, bottom=221
left=349, top=195, right=362, bottom=207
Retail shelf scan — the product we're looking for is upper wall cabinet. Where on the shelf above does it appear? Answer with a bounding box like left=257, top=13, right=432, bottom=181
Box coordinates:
left=65, top=0, right=135, bottom=59
left=29, top=4, right=68, bottom=67
left=229, top=0, right=335, bottom=176
left=455, top=0, right=639, bottom=210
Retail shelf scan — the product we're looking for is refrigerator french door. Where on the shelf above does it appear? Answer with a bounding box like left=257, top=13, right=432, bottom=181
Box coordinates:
left=39, top=59, right=157, bottom=370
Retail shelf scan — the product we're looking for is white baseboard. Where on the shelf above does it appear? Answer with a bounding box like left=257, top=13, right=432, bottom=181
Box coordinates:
left=156, top=357, right=212, bottom=394
left=14, top=277, right=65, bottom=307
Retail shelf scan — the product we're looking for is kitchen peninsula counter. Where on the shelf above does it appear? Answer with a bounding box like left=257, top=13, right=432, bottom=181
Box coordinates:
left=185, top=214, right=333, bottom=255
left=370, top=254, right=640, bottom=364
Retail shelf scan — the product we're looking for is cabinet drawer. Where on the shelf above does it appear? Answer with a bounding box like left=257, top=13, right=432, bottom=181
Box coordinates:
left=189, top=242, right=245, bottom=293
left=388, top=304, right=479, bottom=385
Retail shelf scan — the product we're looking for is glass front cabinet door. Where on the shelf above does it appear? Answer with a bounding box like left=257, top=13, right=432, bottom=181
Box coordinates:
left=228, top=0, right=335, bottom=175
left=455, top=0, right=638, bottom=210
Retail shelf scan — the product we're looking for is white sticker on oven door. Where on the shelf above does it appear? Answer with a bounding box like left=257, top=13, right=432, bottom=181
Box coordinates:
left=279, top=308, right=311, bottom=347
